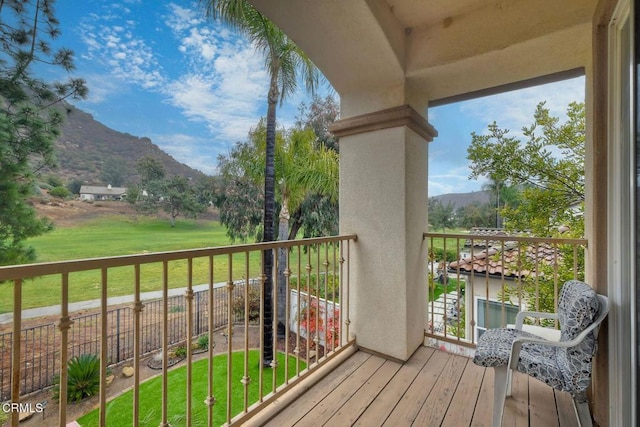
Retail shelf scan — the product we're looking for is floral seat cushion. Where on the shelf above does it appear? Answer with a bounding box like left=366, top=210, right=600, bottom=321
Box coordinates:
left=472, top=280, right=600, bottom=394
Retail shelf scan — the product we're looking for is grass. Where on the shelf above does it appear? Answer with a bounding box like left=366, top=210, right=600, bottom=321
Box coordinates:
left=28, top=216, right=229, bottom=261
left=428, top=278, right=465, bottom=302
left=0, top=216, right=336, bottom=313
left=77, top=350, right=304, bottom=427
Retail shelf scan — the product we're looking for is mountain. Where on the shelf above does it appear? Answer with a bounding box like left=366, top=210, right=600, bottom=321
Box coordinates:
left=49, top=104, right=206, bottom=185
left=430, top=190, right=492, bottom=210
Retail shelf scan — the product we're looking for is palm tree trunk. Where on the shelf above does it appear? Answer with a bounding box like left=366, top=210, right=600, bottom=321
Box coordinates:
left=277, top=200, right=290, bottom=337
left=262, top=71, right=279, bottom=366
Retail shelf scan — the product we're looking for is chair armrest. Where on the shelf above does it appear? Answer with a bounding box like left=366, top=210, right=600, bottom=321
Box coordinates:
left=514, top=310, right=558, bottom=330
left=508, top=301, right=609, bottom=370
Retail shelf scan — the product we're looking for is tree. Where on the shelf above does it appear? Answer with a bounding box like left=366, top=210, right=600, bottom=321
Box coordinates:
left=135, top=157, right=206, bottom=226
left=0, top=0, right=87, bottom=265
left=467, top=101, right=585, bottom=237
left=296, top=95, right=340, bottom=152
left=214, top=119, right=338, bottom=336
left=456, top=201, right=494, bottom=229
left=203, top=0, right=321, bottom=365
left=481, top=177, right=522, bottom=228
left=467, top=101, right=586, bottom=313
left=66, top=178, right=82, bottom=195
left=428, top=199, right=456, bottom=231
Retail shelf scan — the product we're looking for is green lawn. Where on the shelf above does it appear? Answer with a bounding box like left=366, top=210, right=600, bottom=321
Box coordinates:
left=0, top=216, right=335, bottom=313
left=28, top=216, right=230, bottom=261
left=428, top=279, right=465, bottom=302
left=77, top=351, right=304, bottom=427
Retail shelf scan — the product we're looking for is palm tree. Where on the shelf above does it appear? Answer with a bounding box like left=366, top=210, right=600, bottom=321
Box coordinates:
left=237, top=122, right=339, bottom=336
left=274, top=128, right=338, bottom=333
left=202, top=0, right=320, bottom=365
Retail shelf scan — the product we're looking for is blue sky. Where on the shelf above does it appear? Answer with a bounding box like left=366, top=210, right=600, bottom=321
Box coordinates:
left=48, top=0, right=584, bottom=196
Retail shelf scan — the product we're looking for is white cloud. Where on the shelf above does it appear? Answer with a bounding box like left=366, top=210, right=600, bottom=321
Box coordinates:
left=73, top=1, right=310, bottom=176
left=80, top=73, right=124, bottom=104
left=460, top=76, right=585, bottom=136
left=150, top=133, right=218, bottom=174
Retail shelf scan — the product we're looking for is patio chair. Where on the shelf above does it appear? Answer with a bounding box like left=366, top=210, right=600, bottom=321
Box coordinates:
left=473, top=280, right=608, bottom=427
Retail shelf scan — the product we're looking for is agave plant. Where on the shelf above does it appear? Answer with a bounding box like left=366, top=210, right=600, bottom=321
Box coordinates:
left=53, top=354, right=109, bottom=402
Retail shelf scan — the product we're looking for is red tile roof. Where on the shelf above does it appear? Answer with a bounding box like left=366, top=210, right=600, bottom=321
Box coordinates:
left=448, top=243, right=558, bottom=278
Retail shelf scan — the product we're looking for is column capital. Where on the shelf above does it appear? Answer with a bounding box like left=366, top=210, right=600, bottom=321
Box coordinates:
left=329, top=104, right=438, bottom=141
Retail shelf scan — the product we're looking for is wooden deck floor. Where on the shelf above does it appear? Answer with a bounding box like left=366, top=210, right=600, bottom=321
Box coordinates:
left=264, top=346, right=579, bottom=427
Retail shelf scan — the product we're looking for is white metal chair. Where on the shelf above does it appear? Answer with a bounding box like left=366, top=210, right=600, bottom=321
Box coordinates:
left=473, top=280, right=608, bottom=427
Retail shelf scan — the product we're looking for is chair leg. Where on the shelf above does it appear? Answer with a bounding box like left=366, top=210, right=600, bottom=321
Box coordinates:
left=492, top=365, right=508, bottom=427
left=506, top=369, right=513, bottom=397
left=573, top=392, right=593, bottom=427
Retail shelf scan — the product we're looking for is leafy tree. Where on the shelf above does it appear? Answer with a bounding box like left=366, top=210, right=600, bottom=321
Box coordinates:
left=159, top=175, right=207, bottom=227
left=0, top=0, right=87, bottom=265
left=296, top=95, right=340, bottom=151
left=456, top=201, right=494, bottom=229
left=203, top=0, right=321, bottom=365
left=137, top=156, right=166, bottom=183
left=135, top=157, right=205, bottom=226
left=215, top=120, right=338, bottom=334
left=213, top=175, right=264, bottom=242
left=66, top=178, right=82, bottom=195
left=467, top=101, right=584, bottom=236
left=428, top=199, right=456, bottom=231
left=467, top=101, right=586, bottom=313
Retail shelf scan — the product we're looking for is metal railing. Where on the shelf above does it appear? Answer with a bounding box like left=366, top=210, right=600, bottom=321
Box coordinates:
left=423, top=232, right=587, bottom=350
left=0, top=234, right=356, bottom=426
left=0, top=282, right=262, bottom=399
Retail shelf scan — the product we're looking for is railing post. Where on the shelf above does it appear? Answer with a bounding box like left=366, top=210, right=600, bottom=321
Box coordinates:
left=10, top=279, right=22, bottom=427
left=58, top=274, right=73, bottom=427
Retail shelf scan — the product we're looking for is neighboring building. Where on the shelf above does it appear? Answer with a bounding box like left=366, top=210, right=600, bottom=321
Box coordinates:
left=79, top=185, right=127, bottom=201
left=448, top=229, right=560, bottom=341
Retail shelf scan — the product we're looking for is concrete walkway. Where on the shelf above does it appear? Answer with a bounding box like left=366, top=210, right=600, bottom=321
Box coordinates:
left=0, top=282, right=228, bottom=325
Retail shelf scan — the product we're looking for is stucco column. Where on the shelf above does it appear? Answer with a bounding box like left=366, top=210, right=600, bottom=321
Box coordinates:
left=331, top=105, right=437, bottom=361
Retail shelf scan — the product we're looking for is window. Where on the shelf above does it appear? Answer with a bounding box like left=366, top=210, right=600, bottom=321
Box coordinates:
left=475, top=298, right=519, bottom=341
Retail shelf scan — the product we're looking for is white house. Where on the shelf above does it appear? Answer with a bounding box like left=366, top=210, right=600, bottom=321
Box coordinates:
left=79, top=184, right=127, bottom=201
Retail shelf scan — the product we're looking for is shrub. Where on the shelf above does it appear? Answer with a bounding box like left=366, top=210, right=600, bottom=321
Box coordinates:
left=290, top=273, right=340, bottom=301
left=49, top=186, right=70, bottom=199
left=232, top=286, right=261, bottom=322
left=197, top=334, right=209, bottom=350
left=53, top=354, right=110, bottom=402
left=47, top=175, right=64, bottom=188
left=174, top=345, right=187, bottom=358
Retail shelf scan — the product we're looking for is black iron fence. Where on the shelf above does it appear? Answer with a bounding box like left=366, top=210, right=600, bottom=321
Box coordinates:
left=0, top=279, right=259, bottom=400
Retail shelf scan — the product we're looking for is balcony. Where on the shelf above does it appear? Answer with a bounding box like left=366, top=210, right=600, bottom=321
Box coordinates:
left=0, top=232, right=591, bottom=426
left=259, top=346, right=578, bottom=427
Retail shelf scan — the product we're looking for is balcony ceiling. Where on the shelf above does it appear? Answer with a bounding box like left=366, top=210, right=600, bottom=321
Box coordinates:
left=250, top=0, right=597, bottom=107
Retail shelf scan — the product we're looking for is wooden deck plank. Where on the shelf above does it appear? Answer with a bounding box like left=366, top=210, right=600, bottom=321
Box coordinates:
left=471, top=363, right=495, bottom=427
left=264, top=351, right=371, bottom=426
left=324, top=359, right=402, bottom=426
left=555, top=390, right=580, bottom=427
left=259, top=347, right=568, bottom=427
left=413, top=353, right=469, bottom=426
left=503, top=372, right=529, bottom=427
left=528, top=377, right=560, bottom=427
left=381, top=349, right=451, bottom=427
left=294, top=354, right=387, bottom=425
left=353, top=346, right=434, bottom=427
left=441, top=358, right=485, bottom=427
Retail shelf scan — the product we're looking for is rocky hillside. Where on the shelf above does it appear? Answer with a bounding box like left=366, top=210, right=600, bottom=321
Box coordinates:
left=48, top=104, right=206, bottom=185
left=430, top=190, right=492, bottom=210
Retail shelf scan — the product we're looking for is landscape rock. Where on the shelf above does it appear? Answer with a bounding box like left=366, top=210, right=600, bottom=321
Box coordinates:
left=122, top=366, right=134, bottom=378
